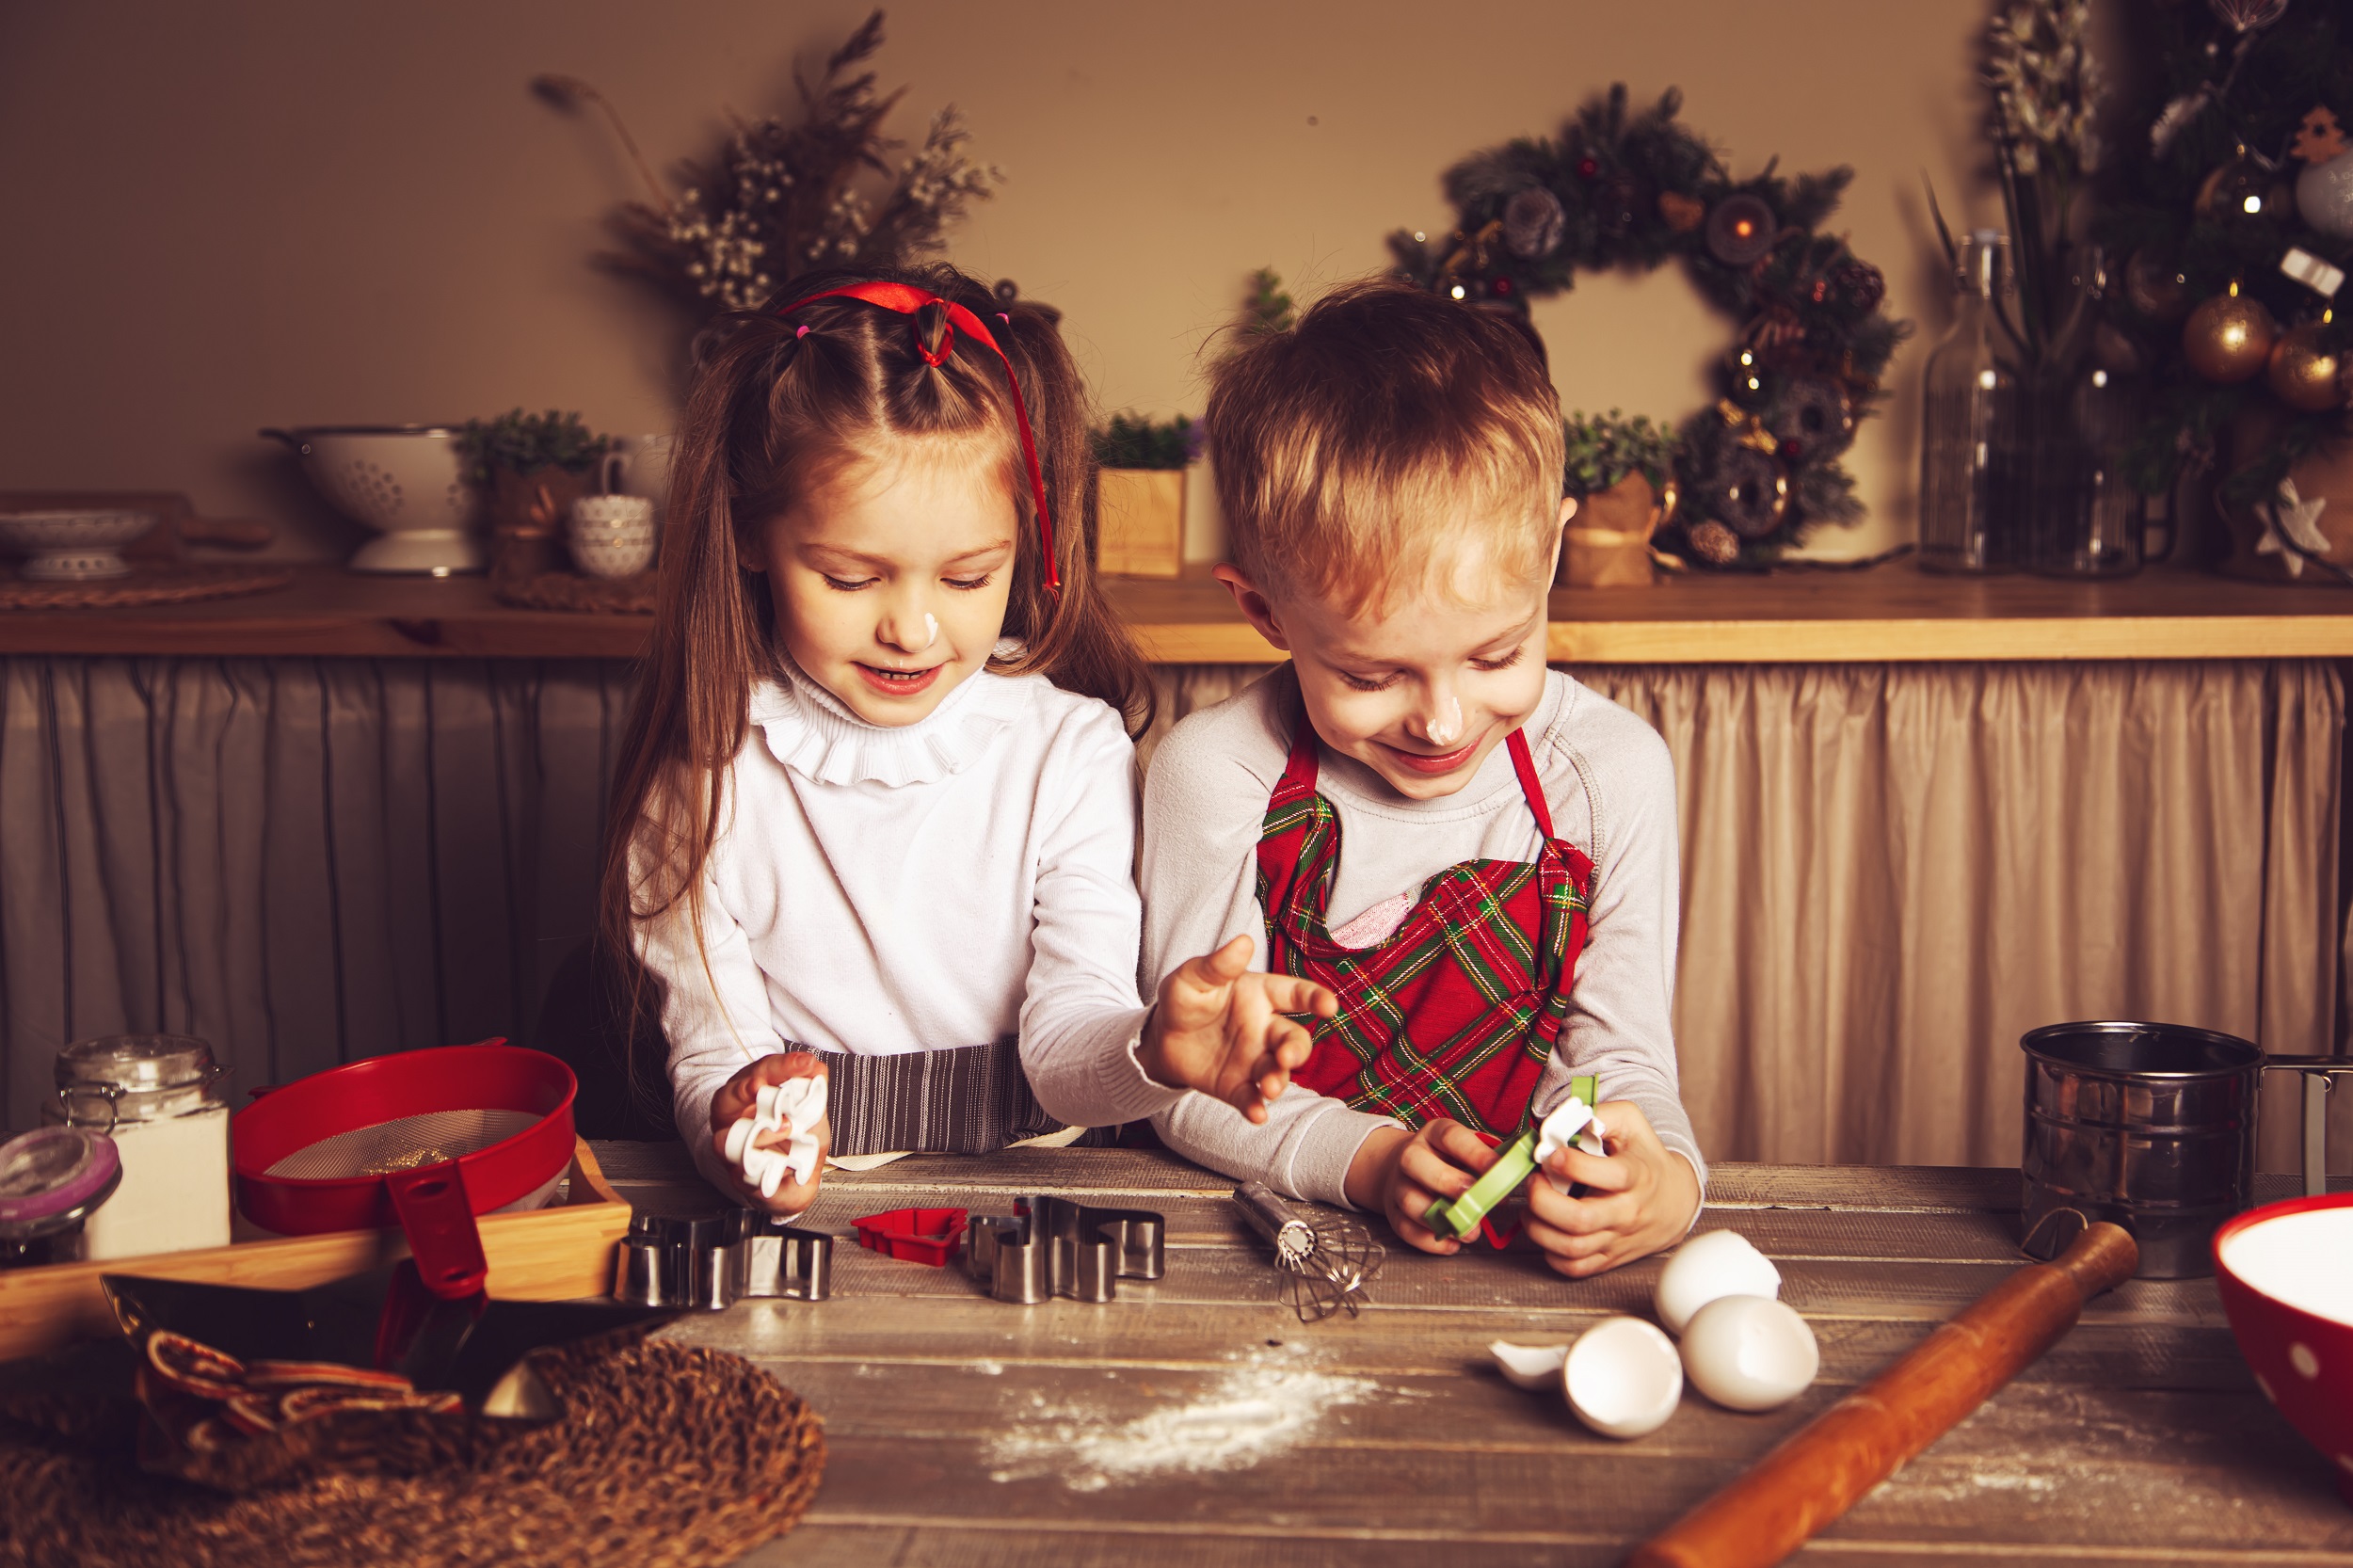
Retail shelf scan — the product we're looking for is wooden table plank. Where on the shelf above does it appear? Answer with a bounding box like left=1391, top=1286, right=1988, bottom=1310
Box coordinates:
left=680, top=1296, right=2253, bottom=1395
left=591, top=1144, right=2349, bottom=1565
left=748, top=1523, right=2353, bottom=1567
left=6, top=561, right=2353, bottom=663
left=748, top=1423, right=2348, bottom=1556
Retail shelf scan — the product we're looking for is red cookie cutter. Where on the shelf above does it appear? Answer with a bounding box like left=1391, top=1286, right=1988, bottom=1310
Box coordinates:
left=851, top=1208, right=969, bottom=1266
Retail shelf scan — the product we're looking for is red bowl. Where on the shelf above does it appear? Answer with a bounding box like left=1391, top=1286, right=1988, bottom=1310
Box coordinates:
left=232, top=1042, right=576, bottom=1236
left=2213, top=1192, right=2353, bottom=1508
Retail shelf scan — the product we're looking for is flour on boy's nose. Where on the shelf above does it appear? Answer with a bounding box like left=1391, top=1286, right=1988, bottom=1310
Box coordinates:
left=1425, top=695, right=1464, bottom=746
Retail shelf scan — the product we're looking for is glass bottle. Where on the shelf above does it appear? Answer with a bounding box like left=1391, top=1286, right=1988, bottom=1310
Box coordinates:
left=2026, top=246, right=2144, bottom=578
left=1919, top=231, right=2024, bottom=573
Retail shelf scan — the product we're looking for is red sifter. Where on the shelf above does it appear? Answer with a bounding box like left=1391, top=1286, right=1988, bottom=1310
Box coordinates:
left=232, top=1041, right=577, bottom=1301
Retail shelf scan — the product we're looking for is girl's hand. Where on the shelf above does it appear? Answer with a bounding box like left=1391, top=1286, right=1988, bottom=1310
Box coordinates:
left=1520, top=1100, right=1701, bottom=1278
left=708, top=1052, right=831, bottom=1215
left=1138, top=935, right=1337, bottom=1123
left=1343, top=1119, right=1499, bottom=1256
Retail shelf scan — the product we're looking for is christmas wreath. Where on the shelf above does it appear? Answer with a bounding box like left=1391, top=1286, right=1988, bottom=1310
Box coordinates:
left=1389, top=86, right=1910, bottom=567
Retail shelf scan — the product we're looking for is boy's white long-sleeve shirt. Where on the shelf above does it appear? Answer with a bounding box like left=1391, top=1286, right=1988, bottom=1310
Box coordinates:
left=632, top=664, right=1182, bottom=1192
left=1140, top=667, right=1704, bottom=1209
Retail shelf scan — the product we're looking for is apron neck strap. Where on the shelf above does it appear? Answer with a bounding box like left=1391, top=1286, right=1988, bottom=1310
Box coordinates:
left=1505, top=728, right=1555, bottom=840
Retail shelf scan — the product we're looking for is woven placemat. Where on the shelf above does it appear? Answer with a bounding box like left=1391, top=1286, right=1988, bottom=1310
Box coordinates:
left=0, top=1339, right=824, bottom=1568
left=493, top=569, right=657, bottom=615
left=0, top=563, right=294, bottom=611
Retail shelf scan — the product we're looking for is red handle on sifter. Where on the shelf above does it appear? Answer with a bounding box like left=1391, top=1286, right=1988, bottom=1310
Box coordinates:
left=384, top=1161, right=490, bottom=1300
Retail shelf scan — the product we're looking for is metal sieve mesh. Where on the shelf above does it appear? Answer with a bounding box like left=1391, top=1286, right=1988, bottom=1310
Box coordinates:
left=263, top=1108, right=540, bottom=1180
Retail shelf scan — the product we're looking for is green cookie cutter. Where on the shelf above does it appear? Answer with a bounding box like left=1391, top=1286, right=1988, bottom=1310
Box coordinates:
left=1421, top=1075, right=1595, bottom=1240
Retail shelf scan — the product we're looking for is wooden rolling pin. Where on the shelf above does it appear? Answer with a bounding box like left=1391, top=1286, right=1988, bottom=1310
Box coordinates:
left=1626, top=1220, right=2138, bottom=1568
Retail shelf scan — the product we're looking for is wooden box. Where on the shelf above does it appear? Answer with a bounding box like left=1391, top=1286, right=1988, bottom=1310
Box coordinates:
left=0, top=1140, right=632, bottom=1364
left=1561, top=472, right=1665, bottom=588
left=1097, top=468, right=1186, bottom=578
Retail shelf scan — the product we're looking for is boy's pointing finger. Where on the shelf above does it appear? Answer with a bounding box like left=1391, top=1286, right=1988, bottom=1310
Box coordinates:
left=1259, top=975, right=1337, bottom=1017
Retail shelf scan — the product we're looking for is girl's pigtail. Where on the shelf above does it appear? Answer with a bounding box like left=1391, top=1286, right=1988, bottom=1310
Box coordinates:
left=986, top=301, right=1157, bottom=738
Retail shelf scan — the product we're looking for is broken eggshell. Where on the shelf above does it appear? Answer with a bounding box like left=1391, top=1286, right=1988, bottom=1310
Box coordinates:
left=1489, top=1339, right=1571, bottom=1390
left=1654, top=1227, right=1783, bottom=1336
left=1678, top=1294, right=1820, bottom=1412
left=1561, top=1316, right=1683, bottom=1439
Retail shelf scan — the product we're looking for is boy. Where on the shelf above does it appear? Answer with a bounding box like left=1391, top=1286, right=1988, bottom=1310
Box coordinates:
left=1142, top=280, right=1703, bottom=1275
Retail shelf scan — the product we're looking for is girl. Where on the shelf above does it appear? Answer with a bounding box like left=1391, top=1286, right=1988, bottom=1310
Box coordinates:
left=600, top=264, right=1334, bottom=1211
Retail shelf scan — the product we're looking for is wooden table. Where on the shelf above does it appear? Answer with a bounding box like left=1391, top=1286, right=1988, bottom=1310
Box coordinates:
left=5, top=561, right=2352, bottom=663
left=589, top=1142, right=2353, bottom=1567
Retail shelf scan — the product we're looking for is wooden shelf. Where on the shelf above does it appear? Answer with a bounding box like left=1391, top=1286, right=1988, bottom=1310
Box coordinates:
left=0, top=561, right=2347, bottom=664
left=1103, top=565, right=2353, bottom=664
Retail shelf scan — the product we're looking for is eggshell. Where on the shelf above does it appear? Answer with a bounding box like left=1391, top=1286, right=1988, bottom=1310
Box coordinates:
left=1654, top=1227, right=1783, bottom=1336
left=1489, top=1339, right=1570, bottom=1390
left=1561, top=1316, right=1683, bottom=1439
left=1679, top=1294, right=1820, bottom=1412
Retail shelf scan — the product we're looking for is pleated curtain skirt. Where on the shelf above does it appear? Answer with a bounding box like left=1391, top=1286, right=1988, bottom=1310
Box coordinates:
left=1, top=655, right=2341, bottom=1173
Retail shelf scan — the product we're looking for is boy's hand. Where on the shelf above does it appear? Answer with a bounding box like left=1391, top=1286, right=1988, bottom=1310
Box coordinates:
left=1343, top=1118, right=1500, bottom=1256
left=709, top=1052, right=830, bottom=1215
left=1520, top=1100, right=1701, bottom=1277
left=1138, top=935, right=1337, bottom=1123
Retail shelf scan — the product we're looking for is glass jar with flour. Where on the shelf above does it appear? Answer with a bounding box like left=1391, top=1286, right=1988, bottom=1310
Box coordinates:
left=49, top=1034, right=231, bottom=1260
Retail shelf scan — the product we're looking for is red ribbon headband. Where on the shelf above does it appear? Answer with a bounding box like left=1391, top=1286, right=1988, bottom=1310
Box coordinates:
left=779, top=280, right=1061, bottom=594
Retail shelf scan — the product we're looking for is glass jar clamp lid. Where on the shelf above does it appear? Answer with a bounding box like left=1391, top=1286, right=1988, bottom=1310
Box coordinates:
left=54, top=1034, right=225, bottom=1131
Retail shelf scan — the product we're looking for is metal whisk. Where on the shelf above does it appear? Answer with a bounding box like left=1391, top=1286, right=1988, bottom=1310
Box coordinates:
left=1232, top=1181, right=1384, bottom=1322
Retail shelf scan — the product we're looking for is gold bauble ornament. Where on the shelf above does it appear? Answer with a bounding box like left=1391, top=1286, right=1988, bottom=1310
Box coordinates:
left=2266, top=323, right=2348, bottom=410
left=2183, top=291, right=2279, bottom=382
left=2124, top=248, right=2191, bottom=322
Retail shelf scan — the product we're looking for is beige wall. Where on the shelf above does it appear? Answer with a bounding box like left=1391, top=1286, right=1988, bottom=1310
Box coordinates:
left=0, top=1, right=2001, bottom=561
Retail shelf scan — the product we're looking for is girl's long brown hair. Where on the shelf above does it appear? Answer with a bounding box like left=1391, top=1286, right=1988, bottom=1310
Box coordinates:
left=597, top=264, right=1152, bottom=1080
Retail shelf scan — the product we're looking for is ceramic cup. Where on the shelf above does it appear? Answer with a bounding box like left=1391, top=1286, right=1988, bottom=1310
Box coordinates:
left=571, top=494, right=654, bottom=533
left=570, top=531, right=655, bottom=579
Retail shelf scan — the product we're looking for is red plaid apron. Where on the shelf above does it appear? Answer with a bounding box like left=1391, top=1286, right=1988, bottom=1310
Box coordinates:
left=1257, top=718, right=1593, bottom=1140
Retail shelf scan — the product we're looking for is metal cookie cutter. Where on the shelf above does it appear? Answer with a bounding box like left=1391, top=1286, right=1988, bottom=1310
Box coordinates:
left=613, top=1208, right=833, bottom=1308
left=964, top=1194, right=1165, bottom=1304
left=739, top=1210, right=834, bottom=1301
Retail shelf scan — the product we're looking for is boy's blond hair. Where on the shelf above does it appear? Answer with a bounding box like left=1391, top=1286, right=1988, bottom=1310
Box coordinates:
left=1206, top=280, right=1565, bottom=614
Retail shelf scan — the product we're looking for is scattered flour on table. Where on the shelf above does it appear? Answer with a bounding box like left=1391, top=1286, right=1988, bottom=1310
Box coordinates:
left=984, top=1347, right=1378, bottom=1491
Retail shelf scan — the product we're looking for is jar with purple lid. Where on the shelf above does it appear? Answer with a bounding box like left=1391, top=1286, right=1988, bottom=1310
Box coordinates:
left=0, top=1127, right=121, bottom=1268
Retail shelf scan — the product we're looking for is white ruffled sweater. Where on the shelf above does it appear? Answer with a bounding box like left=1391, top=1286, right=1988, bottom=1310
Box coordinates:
left=632, top=663, right=1182, bottom=1192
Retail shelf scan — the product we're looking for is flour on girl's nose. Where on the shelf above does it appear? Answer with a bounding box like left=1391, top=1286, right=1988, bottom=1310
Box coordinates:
left=1426, top=696, right=1464, bottom=746
left=922, top=613, right=939, bottom=649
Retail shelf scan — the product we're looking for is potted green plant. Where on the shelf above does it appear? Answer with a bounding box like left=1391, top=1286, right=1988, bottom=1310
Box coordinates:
left=457, top=409, right=613, bottom=579
left=1561, top=410, right=1679, bottom=587
left=1092, top=413, right=1200, bottom=579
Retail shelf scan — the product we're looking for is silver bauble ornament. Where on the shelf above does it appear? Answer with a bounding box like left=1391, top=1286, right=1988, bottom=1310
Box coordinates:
left=2297, top=152, right=2353, bottom=239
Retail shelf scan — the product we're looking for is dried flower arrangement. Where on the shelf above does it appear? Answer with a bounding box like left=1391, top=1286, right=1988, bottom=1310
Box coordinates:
left=536, top=10, right=1002, bottom=320
left=1981, top=0, right=2105, bottom=364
